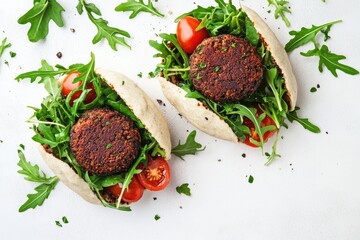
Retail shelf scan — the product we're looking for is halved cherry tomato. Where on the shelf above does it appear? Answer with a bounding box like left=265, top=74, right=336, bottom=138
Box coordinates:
left=137, top=157, right=171, bottom=191
left=61, top=71, right=97, bottom=106
left=104, top=177, right=145, bottom=203
left=176, top=16, right=209, bottom=54
left=242, top=106, right=277, bottom=148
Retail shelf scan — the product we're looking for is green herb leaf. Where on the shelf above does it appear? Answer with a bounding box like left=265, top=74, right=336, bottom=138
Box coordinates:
left=172, top=130, right=204, bottom=160
left=18, top=0, right=65, bottom=42
left=287, top=107, right=321, bottom=133
left=176, top=183, right=191, bottom=196
left=17, top=149, right=53, bottom=183
left=55, top=221, right=63, bottom=227
left=154, top=214, right=160, bottom=221
left=17, top=148, right=59, bottom=212
left=245, top=17, right=259, bottom=46
left=115, top=0, right=164, bottom=19
left=62, top=216, right=69, bottom=224
left=310, top=87, right=317, bottom=93
left=267, top=0, right=291, bottom=27
left=0, top=38, right=11, bottom=58
left=301, top=44, right=359, bottom=77
left=10, top=51, right=16, bottom=58
left=248, top=175, right=254, bottom=183
left=19, top=177, right=59, bottom=212
left=285, top=20, right=342, bottom=52
left=78, top=0, right=131, bottom=50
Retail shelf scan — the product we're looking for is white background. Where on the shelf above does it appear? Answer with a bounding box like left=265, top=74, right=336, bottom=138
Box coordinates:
left=0, top=0, right=359, bottom=239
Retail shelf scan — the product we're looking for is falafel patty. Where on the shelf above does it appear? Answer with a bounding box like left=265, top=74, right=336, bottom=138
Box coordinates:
left=70, top=108, right=141, bottom=176
left=190, top=34, right=263, bottom=102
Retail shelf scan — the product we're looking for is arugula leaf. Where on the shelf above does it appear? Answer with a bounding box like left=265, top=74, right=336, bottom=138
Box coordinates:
left=17, top=148, right=59, bottom=212
left=176, top=183, right=191, bottom=196
left=285, top=20, right=342, bottom=52
left=287, top=107, right=321, bottom=133
left=17, top=149, right=53, bottom=183
left=19, top=178, right=59, bottom=212
left=77, top=0, right=131, bottom=50
left=267, top=0, right=291, bottom=27
left=245, top=16, right=259, bottom=46
left=0, top=38, right=11, bottom=58
left=18, top=0, right=65, bottom=42
left=301, top=44, right=359, bottom=77
left=115, top=0, right=164, bottom=19
left=172, top=130, right=204, bottom=160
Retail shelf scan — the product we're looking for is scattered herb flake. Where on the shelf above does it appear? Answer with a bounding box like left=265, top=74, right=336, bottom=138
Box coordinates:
left=176, top=183, right=191, bottom=196
left=310, top=87, right=317, bottom=92
left=215, top=66, right=220, bottom=72
left=10, top=51, right=16, bottom=58
left=62, top=216, right=69, bottom=224
left=248, top=175, right=254, bottom=183
left=199, top=62, right=206, bottom=68
left=105, top=121, right=110, bottom=125
left=55, top=221, right=63, bottom=227
left=154, top=214, right=160, bottom=221
left=106, top=143, right=112, bottom=149
left=137, top=72, right=143, bottom=78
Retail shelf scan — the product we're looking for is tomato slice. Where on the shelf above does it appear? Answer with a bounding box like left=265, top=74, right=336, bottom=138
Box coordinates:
left=104, top=177, right=145, bottom=203
left=242, top=106, right=277, bottom=148
left=137, top=157, right=171, bottom=191
left=176, top=16, right=209, bottom=54
left=61, top=71, right=97, bottom=106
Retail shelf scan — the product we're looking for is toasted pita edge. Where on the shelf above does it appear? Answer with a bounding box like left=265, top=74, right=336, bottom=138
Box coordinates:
left=242, top=5, right=297, bottom=111
left=38, top=145, right=102, bottom=205
left=95, top=68, right=171, bottom=160
left=158, top=77, right=238, bottom=142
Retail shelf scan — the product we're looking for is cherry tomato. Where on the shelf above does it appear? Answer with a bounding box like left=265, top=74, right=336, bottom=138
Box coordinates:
left=242, top=106, right=277, bottom=148
left=137, top=157, right=171, bottom=191
left=61, top=71, right=97, bottom=106
left=104, top=177, right=145, bottom=203
left=176, top=16, right=209, bottom=54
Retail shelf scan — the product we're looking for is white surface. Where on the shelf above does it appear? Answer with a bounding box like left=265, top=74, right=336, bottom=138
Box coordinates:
left=0, top=0, right=359, bottom=239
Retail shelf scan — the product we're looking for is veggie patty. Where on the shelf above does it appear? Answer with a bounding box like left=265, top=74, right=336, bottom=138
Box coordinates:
left=190, top=34, right=263, bottom=102
left=70, top=108, right=141, bottom=176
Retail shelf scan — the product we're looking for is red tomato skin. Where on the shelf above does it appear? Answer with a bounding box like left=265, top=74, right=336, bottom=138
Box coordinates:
left=104, top=177, right=145, bottom=203
left=242, top=106, right=277, bottom=148
left=61, top=71, right=96, bottom=106
left=137, top=157, right=171, bottom=191
left=176, top=16, right=209, bottom=54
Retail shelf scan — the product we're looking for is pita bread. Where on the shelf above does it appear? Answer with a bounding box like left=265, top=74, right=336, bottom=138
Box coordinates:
left=242, top=5, right=297, bottom=111
left=158, top=5, right=297, bottom=142
left=40, top=69, right=171, bottom=205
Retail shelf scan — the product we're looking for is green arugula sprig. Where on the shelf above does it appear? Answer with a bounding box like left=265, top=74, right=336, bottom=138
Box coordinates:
left=150, top=0, right=320, bottom=165
left=172, top=130, right=205, bottom=160
left=16, top=53, right=164, bottom=210
left=285, top=20, right=342, bottom=52
left=287, top=107, right=321, bottom=133
left=18, top=0, right=65, bottom=42
left=0, top=38, right=11, bottom=58
left=115, top=0, right=164, bottom=19
left=301, top=44, right=359, bottom=77
left=285, top=20, right=359, bottom=77
left=77, top=0, right=131, bottom=50
left=17, top=148, right=59, bottom=212
left=267, top=0, right=291, bottom=27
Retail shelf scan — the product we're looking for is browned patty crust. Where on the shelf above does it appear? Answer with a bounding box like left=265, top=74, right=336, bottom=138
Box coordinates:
left=70, top=108, right=141, bottom=176
left=190, top=34, right=263, bottom=102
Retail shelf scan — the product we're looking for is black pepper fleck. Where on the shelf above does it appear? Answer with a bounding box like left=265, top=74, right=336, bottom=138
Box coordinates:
left=153, top=197, right=157, bottom=201
left=70, top=28, right=75, bottom=33
left=205, top=117, right=208, bottom=121
left=317, top=84, right=320, bottom=88
left=56, top=52, right=62, bottom=59
left=242, top=153, right=246, bottom=158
